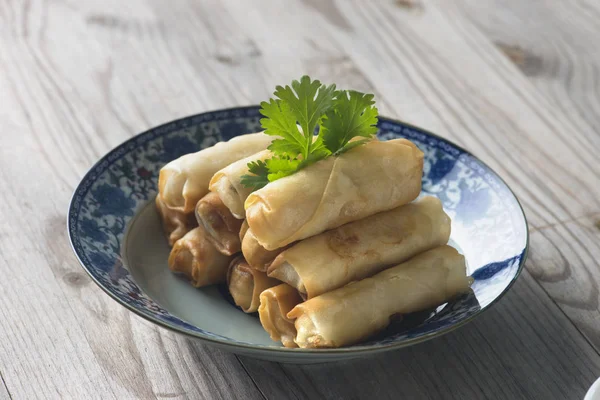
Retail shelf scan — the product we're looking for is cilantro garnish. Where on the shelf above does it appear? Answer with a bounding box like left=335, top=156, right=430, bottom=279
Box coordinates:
left=241, top=76, right=378, bottom=190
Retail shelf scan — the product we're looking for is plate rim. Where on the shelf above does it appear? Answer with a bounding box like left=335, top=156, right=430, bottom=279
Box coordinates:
left=67, top=105, right=530, bottom=356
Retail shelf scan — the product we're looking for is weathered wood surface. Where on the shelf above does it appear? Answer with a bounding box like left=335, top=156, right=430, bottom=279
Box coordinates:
left=453, top=0, right=600, bottom=351
left=0, top=376, right=10, bottom=400
left=0, top=0, right=599, bottom=399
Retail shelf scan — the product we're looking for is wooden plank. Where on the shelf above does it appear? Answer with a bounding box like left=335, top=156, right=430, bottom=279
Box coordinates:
left=0, top=0, right=598, bottom=398
left=241, top=271, right=600, bottom=400
left=0, top=373, right=11, bottom=400
left=0, top=1, right=264, bottom=398
left=454, top=0, right=600, bottom=147
left=528, top=214, right=600, bottom=349
left=429, top=0, right=600, bottom=351
left=129, top=320, right=266, bottom=400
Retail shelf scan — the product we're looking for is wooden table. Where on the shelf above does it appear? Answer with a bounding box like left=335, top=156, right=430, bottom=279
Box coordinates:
left=1, top=0, right=599, bottom=398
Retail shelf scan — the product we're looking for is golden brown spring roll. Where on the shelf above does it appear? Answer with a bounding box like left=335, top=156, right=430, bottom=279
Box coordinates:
left=158, top=132, right=273, bottom=213
left=168, top=226, right=233, bottom=287
left=241, top=228, right=287, bottom=271
left=208, top=136, right=325, bottom=219
left=155, top=196, right=198, bottom=246
left=258, top=284, right=303, bottom=348
left=287, top=245, right=470, bottom=348
left=245, top=139, right=424, bottom=250
left=268, top=196, right=450, bottom=298
left=195, top=192, right=244, bottom=256
left=227, top=256, right=280, bottom=313
left=209, top=150, right=271, bottom=219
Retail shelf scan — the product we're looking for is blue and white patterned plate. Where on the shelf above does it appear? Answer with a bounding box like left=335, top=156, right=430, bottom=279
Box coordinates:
left=68, top=106, right=528, bottom=363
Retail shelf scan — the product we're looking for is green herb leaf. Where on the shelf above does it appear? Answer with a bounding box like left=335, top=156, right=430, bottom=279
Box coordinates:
left=240, top=77, right=379, bottom=190
left=260, top=99, right=306, bottom=156
left=265, top=156, right=302, bottom=181
left=335, top=138, right=372, bottom=155
left=240, top=160, right=270, bottom=190
left=305, top=135, right=331, bottom=163
left=320, top=90, right=378, bottom=154
left=273, top=76, right=336, bottom=159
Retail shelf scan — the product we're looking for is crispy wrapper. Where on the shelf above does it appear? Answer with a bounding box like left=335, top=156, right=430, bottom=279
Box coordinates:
left=268, top=196, right=451, bottom=298
left=239, top=220, right=250, bottom=243
left=168, top=226, right=233, bottom=287
left=155, top=196, right=198, bottom=246
left=195, top=192, right=244, bottom=255
left=209, top=150, right=271, bottom=219
left=158, top=132, right=272, bottom=213
left=245, top=139, right=424, bottom=250
left=287, top=246, right=470, bottom=348
left=241, top=228, right=287, bottom=272
left=258, top=284, right=303, bottom=348
left=227, top=256, right=280, bottom=313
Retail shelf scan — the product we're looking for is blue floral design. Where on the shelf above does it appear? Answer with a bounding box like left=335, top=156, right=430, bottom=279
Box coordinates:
left=160, top=135, right=196, bottom=162
left=88, top=250, right=115, bottom=272
left=79, top=217, right=108, bottom=242
left=91, top=184, right=136, bottom=217
left=472, top=253, right=523, bottom=281
left=428, top=150, right=458, bottom=184
left=219, top=121, right=248, bottom=141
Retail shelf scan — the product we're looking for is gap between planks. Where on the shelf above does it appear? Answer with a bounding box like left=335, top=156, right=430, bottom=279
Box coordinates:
left=529, top=211, right=600, bottom=232
left=0, top=370, right=12, bottom=400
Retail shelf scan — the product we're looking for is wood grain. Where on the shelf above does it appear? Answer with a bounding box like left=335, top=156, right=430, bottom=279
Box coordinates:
left=0, top=0, right=599, bottom=398
left=0, top=374, right=10, bottom=400
left=445, top=0, right=600, bottom=351
left=528, top=214, right=600, bottom=349
left=454, top=0, right=600, bottom=148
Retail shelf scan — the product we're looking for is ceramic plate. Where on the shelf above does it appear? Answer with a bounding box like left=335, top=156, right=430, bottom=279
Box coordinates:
left=68, top=106, right=528, bottom=363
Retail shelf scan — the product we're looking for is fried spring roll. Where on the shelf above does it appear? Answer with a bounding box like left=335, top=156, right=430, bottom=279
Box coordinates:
left=258, top=284, right=303, bottom=348
left=168, top=227, right=233, bottom=287
left=227, top=256, right=280, bottom=313
left=245, top=139, right=424, bottom=250
left=287, top=245, right=470, bottom=348
left=155, top=196, right=198, bottom=246
left=268, top=196, right=450, bottom=298
left=209, top=150, right=271, bottom=219
left=241, top=228, right=287, bottom=271
left=195, top=192, right=244, bottom=255
left=158, top=132, right=272, bottom=213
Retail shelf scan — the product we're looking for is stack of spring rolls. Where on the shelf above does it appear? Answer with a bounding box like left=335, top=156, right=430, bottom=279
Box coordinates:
left=156, top=132, right=471, bottom=348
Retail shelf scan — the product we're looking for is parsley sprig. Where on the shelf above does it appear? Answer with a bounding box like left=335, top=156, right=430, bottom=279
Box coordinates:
left=240, top=76, right=378, bottom=190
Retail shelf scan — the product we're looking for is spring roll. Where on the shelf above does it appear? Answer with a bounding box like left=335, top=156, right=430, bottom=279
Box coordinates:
left=155, top=196, right=198, bottom=246
left=287, top=245, right=470, bottom=348
left=258, top=284, right=303, bottom=348
left=158, top=132, right=273, bottom=213
left=168, top=226, right=233, bottom=287
left=208, top=135, right=322, bottom=219
left=268, top=196, right=450, bottom=298
left=245, top=139, right=424, bottom=250
left=209, top=150, right=271, bottom=219
left=241, top=228, right=287, bottom=271
left=227, top=256, right=280, bottom=313
left=195, top=192, right=244, bottom=255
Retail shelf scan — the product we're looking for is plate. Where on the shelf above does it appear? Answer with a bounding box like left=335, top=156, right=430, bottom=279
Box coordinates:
left=68, top=106, right=528, bottom=363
